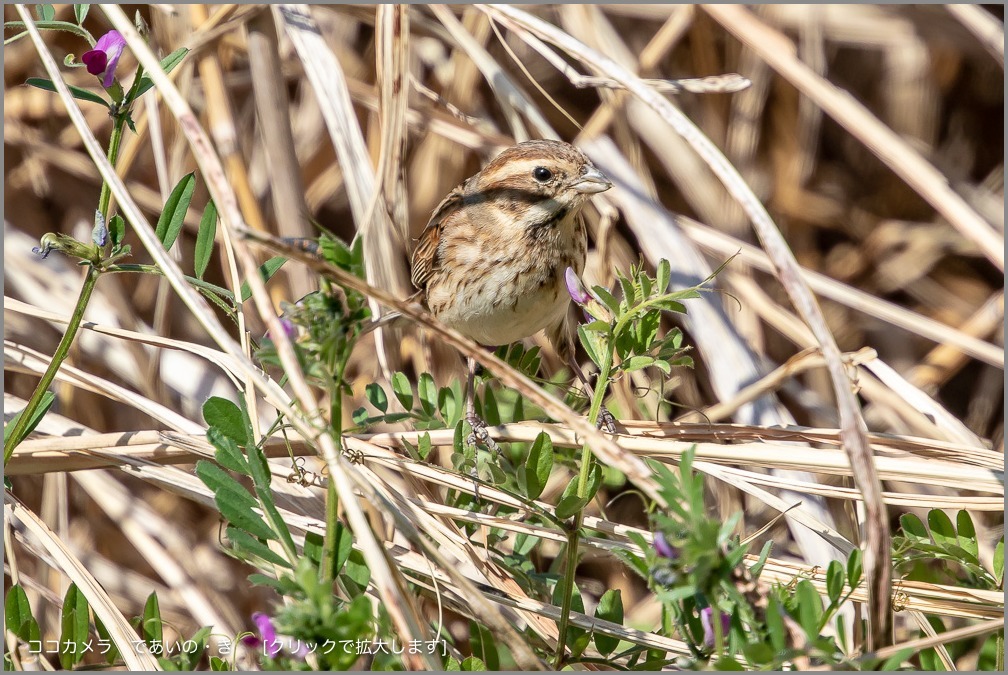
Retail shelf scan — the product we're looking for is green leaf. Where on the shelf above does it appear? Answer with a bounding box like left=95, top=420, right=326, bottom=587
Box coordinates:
left=107, top=214, right=126, bottom=249
left=438, top=386, right=458, bottom=425
left=593, top=589, right=623, bottom=656
left=74, top=4, right=89, bottom=24
left=343, top=549, right=371, bottom=595
left=207, top=428, right=250, bottom=476
left=955, top=510, right=979, bottom=561
left=826, top=559, right=845, bottom=604
left=154, top=172, right=195, bottom=250
left=766, top=596, right=785, bottom=652
left=469, top=622, right=499, bottom=670
left=4, top=389, right=55, bottom=452
left=741, top=641, right=774, bottom=665
left=899, top=513, right=929, bottom=544
left=209, top=655, right=231, bottom=670
left=555, top=467, right=601, bottom=520
left=418, top=373, right=436, bottom=416
left=927, top=509, right=956, bottom=550
left=555, top=493, right=588, bottom=520
left=142, top=592, right=163, bottom=647
left=5, top=585, right=39, bottom=644
left=713, top=656, right=745, bottom=670
left=334, top=522, right=354, bottom=577
left=254, top=483, right=296, bottom=559
left=134, top=48, right=190, bottom=98
left=194, top=200, right=217, bottom=278
left=618, top=274, right=637, bottom=308
left=592, top=284, right=621, bottom=315
left=202, top=396, right=249, bottom=446
left=621, top=355, right=655, bottom=373
left=416, top=432, right=432, bottom=461
left=652, top=298, right=687, bottom=313
left=390, top=372, right=413, bottom=410
left=195, top=461, right=276, bottom=541
left=637, top=269, right=652, bottom=299
left=513, top=532, right=537, bottom=556
left=240, top=256, right=287, bottom=302
left=880, top=647, right=914, bottom=670
left=656, top=259, right=671, bottom=292
left=795, top=579, right=822, bottom=637
left=993, top=538, right=1003, bottom=585
left=481, top=386, right=500, bottom=426
left=919, top=647, right=944, bottom=672
left=243, top=443, right=272, bottom=493
left=197, top=460, right=257, bottom=512
left=36, top=5, right=55, bottom=22
left=225, top=526, right=292, bottom=568
left=366, top=383, right=388, bottom=413
left=461, top=656, right=486, bottom=671
left=59, top=583, right=90, bottom=669
left=178, top=626, right=211, bottom=670
left=846, top=548, right=863, bottom=589
left=518, top=345, right=541, bottom=376
left=577, top=324, right=606, bottom=368
left=751, top=540, right=773, bottom=578
left=523, top=432, right=554, bottom=500
left=551, top=581, right=585, bottom=642
left=94, top=614, right=119, bottom=664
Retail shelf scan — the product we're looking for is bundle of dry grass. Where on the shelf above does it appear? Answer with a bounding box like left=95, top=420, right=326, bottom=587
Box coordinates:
left=4, top=4, right=1003, bottom=671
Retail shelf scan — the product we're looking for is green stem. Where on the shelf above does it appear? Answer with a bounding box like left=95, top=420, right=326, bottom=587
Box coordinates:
left=97, top=113, right=127, bottom=221
left=7, top=76, right=141, bottom=465
left=553, top=328, right=615, bottom=668
left=4, top=265, right=101, bottom=462
left=321, top=358, right=349, bottom=585
left=322, top=481, right=339, bottom=584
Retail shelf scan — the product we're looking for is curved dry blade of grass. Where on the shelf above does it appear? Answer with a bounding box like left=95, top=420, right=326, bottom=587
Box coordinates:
left=4, top=340, right=202, bottom=433
left=71, top=469, right=238, bottom=639
left=97, top=6, right=441, bottom=665
left=477, top=4, right=892, bottom=647
left=673, top=216, right=1004, bottom=369
left=4, top=296, right=248, bottom=389
left=430, top=4, right=555, bottom=140
left=5, top=493, right=162, bottom=670
left=276, top=3, right=410, bottom=381
left=704, top=4, right=1003, bottom=272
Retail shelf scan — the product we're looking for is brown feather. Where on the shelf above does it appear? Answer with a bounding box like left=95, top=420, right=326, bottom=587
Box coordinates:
left=410, top=182, right=466, bottom=290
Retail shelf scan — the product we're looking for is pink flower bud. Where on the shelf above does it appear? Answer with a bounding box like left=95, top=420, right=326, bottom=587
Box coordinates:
left=82, top=30, right=126, bottom=88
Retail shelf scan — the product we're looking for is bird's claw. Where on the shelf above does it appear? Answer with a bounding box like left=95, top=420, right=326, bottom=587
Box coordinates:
left=597, top=406, right=617, bottom=433
left=466, top=412, right=501, bottom=456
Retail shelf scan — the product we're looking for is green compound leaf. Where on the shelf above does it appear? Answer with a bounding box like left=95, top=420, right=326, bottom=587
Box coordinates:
left=154, top=172, right=195, bottom=250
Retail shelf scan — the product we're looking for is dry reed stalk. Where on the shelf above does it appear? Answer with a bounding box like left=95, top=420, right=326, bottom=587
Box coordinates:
left=5, top=4, right=1003, bottom=669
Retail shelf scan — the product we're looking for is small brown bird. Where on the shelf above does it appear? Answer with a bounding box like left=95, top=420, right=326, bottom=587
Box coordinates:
left=410, top=139, right=613, bottom=444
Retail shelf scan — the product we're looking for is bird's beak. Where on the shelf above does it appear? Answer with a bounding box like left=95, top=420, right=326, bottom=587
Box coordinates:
left=571, top=165, right=613, bottom=194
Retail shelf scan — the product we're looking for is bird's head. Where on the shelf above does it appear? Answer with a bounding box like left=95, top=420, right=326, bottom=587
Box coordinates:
left=466, top=139, right=612, bottom=229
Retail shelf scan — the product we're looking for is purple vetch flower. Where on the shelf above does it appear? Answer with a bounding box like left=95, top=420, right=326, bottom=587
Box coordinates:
left=271, top=316, right=298, bottom=342
left=565, top=266, right=591, bottom=305
left=241, top=612, right=281, bottom=657
left=81, top=30, right=126, bottom=88
left=653, top=531, right=678, bottom=560
left=700, top=606, right=731, bottom=647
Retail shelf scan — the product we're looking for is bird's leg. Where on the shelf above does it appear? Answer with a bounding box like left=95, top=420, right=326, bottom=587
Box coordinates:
left=566, top=352, right=618, bottom=433
left=464, top=355, right=501, bottom=455
left=551, top=320, right=617, bottom=433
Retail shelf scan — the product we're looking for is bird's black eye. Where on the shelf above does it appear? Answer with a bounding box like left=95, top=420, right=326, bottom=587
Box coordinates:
left=532, top=166, right=553, bottom=182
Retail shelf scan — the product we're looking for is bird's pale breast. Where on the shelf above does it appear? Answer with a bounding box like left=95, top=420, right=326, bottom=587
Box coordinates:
left=426, top=212, right=586, bottom=346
